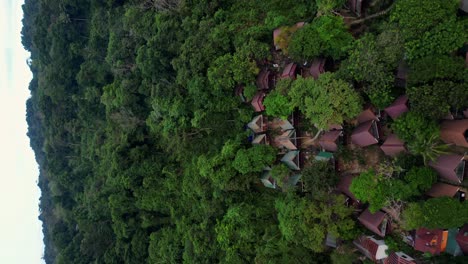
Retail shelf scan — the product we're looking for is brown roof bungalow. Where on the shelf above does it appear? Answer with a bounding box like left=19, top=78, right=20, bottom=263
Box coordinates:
left=384, top=252, right=416, bottom=264
left=357, top=107, right=379, bottom=124
left=456, top=224, right=468, bottom=255
left=414, top=228, right=448, bottom=255
left=353, top=236, right=388, bottom=262
left=358, top=209, right=391, bottom=237
left=426, top=182, right=466, bottom=200
left=247, top=115, right=267, bottom=134
left=256, top=69, right=272, bottom=90
left=347, top=0, right=365, bottom=17
left=280, top=63, right=298, bottom=79
left=309, top=58, right=325, bottom=80
left=429, top=155, right=466, bottom=184
left=440, top=119, right=468, bottom=148
left=380, top=134, right=406, bottom=157
left=384, top=95, right=409, bottom=120
left=337, top=174, right=359, bottom=203
left=351, top=120, right=380, bottom=147
left=319, top=130, right=343, bottom=152
left=274, top=130, right=298, bottom=151
left=251, top=92, right=266, bottom=112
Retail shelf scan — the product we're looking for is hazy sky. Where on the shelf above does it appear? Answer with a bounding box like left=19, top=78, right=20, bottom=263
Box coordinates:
left=0, top=0, right=45, bottom=263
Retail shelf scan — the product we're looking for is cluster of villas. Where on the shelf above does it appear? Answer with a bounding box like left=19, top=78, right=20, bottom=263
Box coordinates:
left=234, top=7, right=468, bottom=262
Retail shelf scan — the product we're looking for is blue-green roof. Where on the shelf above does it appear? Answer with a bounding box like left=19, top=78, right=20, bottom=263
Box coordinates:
left=446, top=228, right=463, bottom=256
left=315, top=151, right=333, bottom=161
left=281, top=150, right=300, bottom=170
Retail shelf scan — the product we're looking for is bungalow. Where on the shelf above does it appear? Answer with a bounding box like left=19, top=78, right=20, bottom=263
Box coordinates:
left=353, top=235, right=388, bottom=262
left=414, top=228, right=448, bottom=255
left=274, top=129, right=298, bottom=151
left=357, top=107, right=379, bottom=124
left=247, top=115, right=267, bottom=134
left=358, top=209, right=391, bottom=237
left=429, top=155, right=466, bottom=184
left=384, top=95, right=409, bottom=120
left=235, top=85, right=247, bottom=102
left=319, top=130, right=343, bottom=152
left=251, top=92, right=266, bottom=112
left=261, top=168, right=276, bottom=189
left=281, top=150, right=301, bottom=170
left=252, top=134, right=269, bottom=145
left=256, top=69, right=272, bottom=90
left=309, top=58, right=326, bottom=80
left=280, top=62, right=298, bottom=79
left=456, top=224, right=468, bottom=255
left=347, top=0, right=365, bottom=17
left=351, top=120, right=380, bottom=147
left=380, top=134, right=406, bottom=157
left=440, top=119, right=468, bottom=148
left=337, top=174, right=360, bottom=204
left=426, top=182, right=466, bottom=201
left=446, top=228, right=464, bottom=256
left=384, top=252, right=416, bottom=264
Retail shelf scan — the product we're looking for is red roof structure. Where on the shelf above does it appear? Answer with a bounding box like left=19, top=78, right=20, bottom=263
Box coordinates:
left=414, top=228, right=448, bottom=255
left=337, top=174, right=359, bottom=203
left=309, top=58, right=325, bottom=80
left=281, top=63, right=298, bottom=79
left=426, top=183, right=461, bottom=198
left=385, top=95, right=409, bottom=120
left=347, top=0, right=364, bottom=17
left=429, top=155, right=466, bottom=183
left=440, top=119, right=468, bottom=148
left=351, top=120, right=379, bottom=147
left=251, top=92, right=266, bottom=112
left=354, top=236, right=388, bottom=261
left=384, top=252, right=416, bottom=264
left=256, top=69, right=271, bottom=90
left=319, top=130, right=342, bottom=152
left=274, top=130, right=298, bottom=151
left=456, top=225, right=468, bottom=255
left=357, top=108, right=379, bottom=124
left=380, top=134, right=406, bottom=157
left=358, top=209, right=390, bottom=237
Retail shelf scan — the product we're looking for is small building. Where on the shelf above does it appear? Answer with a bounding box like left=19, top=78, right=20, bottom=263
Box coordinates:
left=380, top=134, right=406, bottom=157
left=256, top=69, right=272, bottom=90
left=319, top=130, right=343, bottom=152
left=456, top=224, right=468, bottom=255
left=446, top=228, right=464, bottom=256
left=281, top=150, right=301, bottom=170
left=261, top=168, right=276, bottom=189
left=358, top=209, right=391, bottom=237
left=252, top=134, right=269, bottom=145
left=357, top=107, right=379, bottom=124
left=414, top=228, right=448, bottom=255
left=309, top=58, right=326, bottom=80
left=429, top=155, right=466, bottom=184
left=351, top=120, right=380, bottom=147
left=235, top=86, right=247, bottom=102
left=247, top=115, right=267, bottom=134
left=384, top=252, right=416, bottom=264
left=426, top=182, right=466, bottom=201
left=315, top=151, right=334, bottom=162
left=337, top=174, right=360, bottom=204
left=274, top=129, right=298, bottom=151
left=354, top=235, right=388, bottom=262
left=280, top=63, right=298, bottom=79
left=347, top=0, right=365, bottom=17
left=440, top=119, right=468, bottom=148
left=251, top=92, right=266, bottom=112
left=385, top=95, right=409, bottom=120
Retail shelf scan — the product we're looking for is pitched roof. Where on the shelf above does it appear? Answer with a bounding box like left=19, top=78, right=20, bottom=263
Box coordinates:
left=319, top=130, right=342, bottom=152
left=384, top=252, right=416, bottom=264
left=414, top=228, right=448, bottom=255
left=337, top=174, right=359, bottom=202
left=446, top=228, right=463, bottom=256
left=247, top=115, right=266, bottom=133
left=252, top=134, right=268, bottom=145
left=256, top=69, right=271, bottom=90
left=261, top=168, right=276, bottom=189
left=315, top=151, right=333, bottom=161
left=440, top=119, right=468, bottom=148
left=354, top=235, right=388, bottom=261
left=251, top=92, right=266, bottom=112
left=358, top=209, right=389, bottom=237
left=285, top=174, right=301, bottom=189
left=281, top=150, right=300, bottom=170
left=380, top=134, right=406, bottom=157
left=274, top=130, right=297, bottom=151
left=456, top=225, right=468, bottom=255
left=235, top=85, right=246, bottom=102
left=357, top=108, right=379, bottom=124
left=309, top=58, right=325, bottom=80
left=385, top=95, right=409, bottom=120
left=351, top=120, right=379, bottom=147
left=281, top=63, right=297, bottom=79
left=429, top=155, right=465, bottom=183
left=426, top=183, right=460, bottom=198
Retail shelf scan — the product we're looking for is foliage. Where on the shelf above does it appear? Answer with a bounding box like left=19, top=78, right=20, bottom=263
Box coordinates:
left=270, top=163, right=292, bottom=189
left=289, top=15, right=354, bottom=60
left=408, top=55, right=468, bottom=86
left=289, top=74, right=362, bottom=129
left=403, top=197, right=468, bottom=230
left=232, top=145, right=277, bottom=175
left=392, top=111, right=440, bottom=144
left=316, top=0, right=346, bottom=16
left=301, top=160, right=338, bottom=195
left=263, top=90, right=294, bottom=119
left=406, top=134, right=450, bottom=165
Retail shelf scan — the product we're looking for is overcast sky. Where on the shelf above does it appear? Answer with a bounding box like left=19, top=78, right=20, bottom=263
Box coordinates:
left=0, top=0, right=44, bottom=263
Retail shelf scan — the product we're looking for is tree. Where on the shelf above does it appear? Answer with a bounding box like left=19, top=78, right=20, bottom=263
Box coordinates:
left=392, top=111, right=439, bottom=143
left=289, top=74, right=362, bottom=129
left=316, top=0, right=345, bottom=16
left=408, top=55, right=468, bottom=86
left=232, top=145, right=277, bottom=175
left=289, top=15, right=354, bottom=60
left=301, top=160, right=338, bottom=195
left=406, top=134, right=450, bottom=165
left=270, top=163, right=292, bottom=189
left=263, top=90, right=294, bottom=119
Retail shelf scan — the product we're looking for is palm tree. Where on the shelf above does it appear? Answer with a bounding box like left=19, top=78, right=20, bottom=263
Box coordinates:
left=407, top=134, right=450, bottom=165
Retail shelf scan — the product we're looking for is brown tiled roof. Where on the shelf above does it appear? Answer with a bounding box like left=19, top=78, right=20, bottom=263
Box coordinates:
left=414, top=228, right=448, bottom=255
left=337, top=174, right=359, bottom=202
left=358, top=209, right=389, bottom=237
left=385, top=95, right=409, bottom=120
left=384, top=252, right=416, bottom=264
left=319, top=130, right=342, bottom=152
left=256, top=69, right=271, bottom=90
left=440, top=119, right=468, bottom=148
left=281, top=63, right=297, bottom=79
left=351, top=120, right=379, bottom=147
left=274, top=130, right=297, bottom=151
left=426, top=183, right=460, bottom=198
left=353, top=235, right=388, bottom=261
left=309, top=58, right=325, bottom=80
left=380, top=134, right=406, bottom=157
left=251, top=92, right=265, bottom=112
left=357, top=108, right=379, bottom=124
left=456, top=224, right=468, bottom=255
left=429, top=155, right=465, bottom=183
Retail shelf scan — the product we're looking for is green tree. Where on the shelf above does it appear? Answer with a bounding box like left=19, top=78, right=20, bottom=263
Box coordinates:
left=270, top=163, right=292, bottom=189
left=232, top=145, right=277, bottom=175
left=301, top=160, right=338, bottom=195
left=263, top=90, right=294, bottom=119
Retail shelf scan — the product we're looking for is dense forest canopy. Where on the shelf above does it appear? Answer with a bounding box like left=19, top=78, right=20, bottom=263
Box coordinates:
left=22, top=0, right=467, bottom=263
